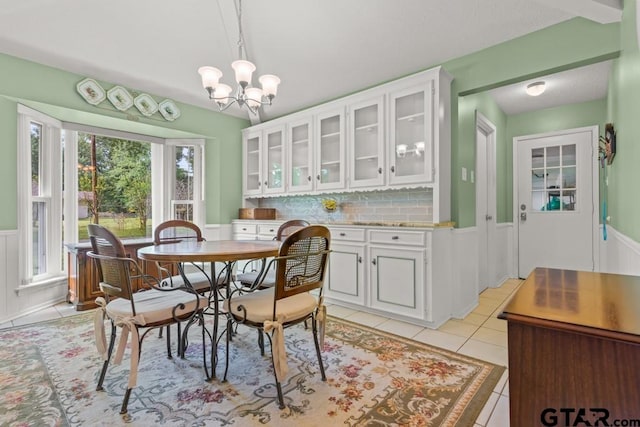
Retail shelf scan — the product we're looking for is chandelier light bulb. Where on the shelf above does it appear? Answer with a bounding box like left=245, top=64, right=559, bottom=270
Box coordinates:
left=526, top=81, right=546, bottom=97
left=214, top=84, right=233, bottom=106
left=198, top=66, right=222, bottom=90
left=259, top=74, right=281, bottom=98
left=245, top=87, right=263, bottom=110
left=231, top=60, right=256, bottom=87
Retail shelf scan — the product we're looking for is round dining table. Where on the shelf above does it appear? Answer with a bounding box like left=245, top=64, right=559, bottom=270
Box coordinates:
left=138, top=239, right=281, bottom=379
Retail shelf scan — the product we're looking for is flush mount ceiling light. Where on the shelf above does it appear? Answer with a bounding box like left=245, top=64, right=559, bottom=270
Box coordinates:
left=198, top=0, right=280, bottom=115
left=526, top=81, right=546, bottom=97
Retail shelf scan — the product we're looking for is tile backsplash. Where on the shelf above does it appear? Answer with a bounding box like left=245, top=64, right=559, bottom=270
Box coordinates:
left=257, top=188, right=433, bottom=223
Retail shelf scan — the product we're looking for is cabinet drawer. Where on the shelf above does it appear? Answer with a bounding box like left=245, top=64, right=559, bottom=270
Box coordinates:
left=329, top=227, right=366, bottom=242
left=257, top=223, right=279, bottom=238
left=232, top=223, right=257, bottom=235
left=368, top=229, right=426, bottom=246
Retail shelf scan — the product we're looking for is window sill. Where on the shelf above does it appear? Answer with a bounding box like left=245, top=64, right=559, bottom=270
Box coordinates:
left=15, top=275, right=67, bottom=296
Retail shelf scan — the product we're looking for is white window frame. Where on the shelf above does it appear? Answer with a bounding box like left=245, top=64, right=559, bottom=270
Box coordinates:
left=17, top=105, right=64, bottom=288
left=161, top=139, right=205, bottom=229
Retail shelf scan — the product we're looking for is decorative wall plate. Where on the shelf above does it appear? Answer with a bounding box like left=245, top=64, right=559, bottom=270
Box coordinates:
left=158, top=99, right=181, bottom=121
left=133, top=93, right=159, bottom=117
left=76, top=78, right=106, bottom=105
left=107, top=86, right=134, bottom=111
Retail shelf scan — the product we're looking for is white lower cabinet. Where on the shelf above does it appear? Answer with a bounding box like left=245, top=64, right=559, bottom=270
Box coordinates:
left=326, top=242, right=366, bottom=306
left=326, top=225, right=452, bottom=328
left=369, top=245, right=425, bottom=320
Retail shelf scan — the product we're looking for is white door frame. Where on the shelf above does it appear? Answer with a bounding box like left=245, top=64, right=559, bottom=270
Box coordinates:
left=512, top=126, right=600, bottom=277
left=475, top=112, right=498, bottom=290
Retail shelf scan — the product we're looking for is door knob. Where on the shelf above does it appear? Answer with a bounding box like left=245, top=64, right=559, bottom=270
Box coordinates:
left=520, top=212, right=527, bottom=221
left=485, top=215, right=493, bottom=221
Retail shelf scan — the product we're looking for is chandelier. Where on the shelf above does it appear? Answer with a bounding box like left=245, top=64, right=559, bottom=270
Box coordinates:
left=198, top=0, right=280, bottom=115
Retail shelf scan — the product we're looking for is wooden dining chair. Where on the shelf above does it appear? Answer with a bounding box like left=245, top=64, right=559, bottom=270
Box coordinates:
left=236, top=219, right=310, bottom=289
left=87, top=224, right=207, bottom=414
left=224, top=225, right=331, bottom=409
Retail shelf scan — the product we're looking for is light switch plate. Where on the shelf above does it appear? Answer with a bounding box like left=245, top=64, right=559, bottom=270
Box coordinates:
left=470, top=170, right=475, bottom=183
left=462, top=167, right=467, bottom=181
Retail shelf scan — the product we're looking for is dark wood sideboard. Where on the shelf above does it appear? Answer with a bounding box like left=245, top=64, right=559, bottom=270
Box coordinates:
left=66, top=238, right=156, bottom=311
left=499, top=268, right=640, bottom=425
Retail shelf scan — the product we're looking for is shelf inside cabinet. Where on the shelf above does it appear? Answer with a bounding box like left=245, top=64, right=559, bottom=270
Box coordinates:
left=321, top=160, right=341, bottom=166
left=292, top=139, right=309, bottom=145
left=247, top=172, right=259, bottom=176
left=355, top=124, right=378, bottom=132
left=268, top=144, right=282, bottom=150
left=396, top=112, right=424, bottom=122
left=355, top=155, right=379, bottom=162
left=321, top=131, right=340, bottom=138
left=247, top=149, right=260, bottom=155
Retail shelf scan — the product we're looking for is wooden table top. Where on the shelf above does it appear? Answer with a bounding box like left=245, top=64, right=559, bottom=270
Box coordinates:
left=499, top=268, right=640, bottom=340
left=137, top=240, right=281, bottom=263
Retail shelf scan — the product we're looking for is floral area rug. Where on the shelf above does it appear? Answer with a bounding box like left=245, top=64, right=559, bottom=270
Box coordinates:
left=0, top=312, right=504, bottom=426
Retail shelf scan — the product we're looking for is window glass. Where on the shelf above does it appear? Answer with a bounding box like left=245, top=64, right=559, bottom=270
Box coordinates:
left=530, top=144, right=577, bottom=212
left=31, top=122, right=42, bottom=197
left=77, top=133, right=152, bottom=241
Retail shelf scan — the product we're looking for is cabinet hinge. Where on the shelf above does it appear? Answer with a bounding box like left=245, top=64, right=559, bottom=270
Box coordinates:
left=431, top=86, right=435, bottom=95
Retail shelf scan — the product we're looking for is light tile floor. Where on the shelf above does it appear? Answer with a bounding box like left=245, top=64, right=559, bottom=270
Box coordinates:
left=0, top=278, right=523, bottom=426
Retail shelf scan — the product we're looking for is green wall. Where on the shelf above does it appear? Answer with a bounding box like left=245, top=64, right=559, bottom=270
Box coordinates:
left=0, top=14, right=629, bottom=236
left=442, top=17, right=620, bottom=228
left=457, top=92, right=507, bottom=226
left=0, top=53, right=248, bottom=229
left=607, top=0, right=640, bottom=242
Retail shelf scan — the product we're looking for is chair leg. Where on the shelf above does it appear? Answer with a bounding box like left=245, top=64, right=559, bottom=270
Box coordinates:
left=97, top=322, right=117, bottom=391
left=264, top=331, right=286, bottom=409
left=222, top=316, right=233, bottom=382
left=258, top=329, right=265, bottom=356
left=120, top=388, right=132, bottom=414
left=166, top=325, right=172, bottom=359
left=311, top=314, right=327, bottom=381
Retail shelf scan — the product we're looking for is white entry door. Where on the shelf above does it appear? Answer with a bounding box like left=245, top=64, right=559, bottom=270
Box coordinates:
left=515, top=126, right=598, bottom=278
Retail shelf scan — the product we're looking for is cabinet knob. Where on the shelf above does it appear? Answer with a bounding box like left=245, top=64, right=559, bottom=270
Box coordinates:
left=339, top=232, right=346, bottom=237
left=316, top=174, right=321, bottom=181
left=358, top=256, right=362, bottom=263
left=264, top=181, right=268, bottom=186
left=392, top=236, right=399, bottom=240
left=372, top=258, right=377, bottom=266
left=269, top=229, right=275, bottom=232
left=390, top=165, right=395, bottom=173
left=378, top=167, right=382, bottom=174
left=258, top=181, right=261, bottom=187
left=307, top=175, right=312, bottom=182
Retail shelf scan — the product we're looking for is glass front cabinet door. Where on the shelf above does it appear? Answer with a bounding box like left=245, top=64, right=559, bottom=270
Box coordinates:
left=349, top=96, right=385, bottom=188
left=287, top=117, right=314, bottom=193
left=262, top=125, right=285, bottom=195
left=388, top=81, right=434, bottom=186
left=242, top=130, right=263, bottom=196
left=315, top=108, right=346, bottom=191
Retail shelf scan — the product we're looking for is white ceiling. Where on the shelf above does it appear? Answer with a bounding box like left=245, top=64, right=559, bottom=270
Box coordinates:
left=488, top=60, right=613, bottom=115
left=0, top=0, right=618, bottom=122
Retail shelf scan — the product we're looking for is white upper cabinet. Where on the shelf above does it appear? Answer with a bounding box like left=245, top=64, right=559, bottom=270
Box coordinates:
left=242, top=130, right=262, bottom=196
left=242, top=125, right=285, bottom=196
left=348, top=96, right=385, bottom=189
left=315, top=107, right=346, bottom=191
left=263, top=125, right=285, bottom=195
left=287, top=117, right=314, bottom=193
left=388, top=81, right=434, bottom=185
left=242, top=66, right=452, bottom=221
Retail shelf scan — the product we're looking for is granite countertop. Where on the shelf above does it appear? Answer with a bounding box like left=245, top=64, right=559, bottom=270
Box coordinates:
left=232, top=219, right=455, bottom=228
left=325, top=221, right=454, bottom=228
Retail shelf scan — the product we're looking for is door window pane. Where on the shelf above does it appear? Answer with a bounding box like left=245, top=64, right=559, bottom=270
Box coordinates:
left=530, top=144, right=577, bottom=212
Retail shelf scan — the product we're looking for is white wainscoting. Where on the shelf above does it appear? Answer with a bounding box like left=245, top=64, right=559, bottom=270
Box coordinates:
left=598, top=225, right=640, bottom=276
left=203, top=223, right=232, bottom=241
left=495, top=223, right=515, bottom=283
left=450, top=227, right=479, bottom=318
left=0, top=230, right=67, bottom=324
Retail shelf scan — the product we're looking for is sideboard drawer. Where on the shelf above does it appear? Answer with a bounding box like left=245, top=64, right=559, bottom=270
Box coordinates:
left=329, top=227, right=366, bottom=242
left=368, top=229, right=426, bottom=246
left=232, top=223, right=257, bottom=235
